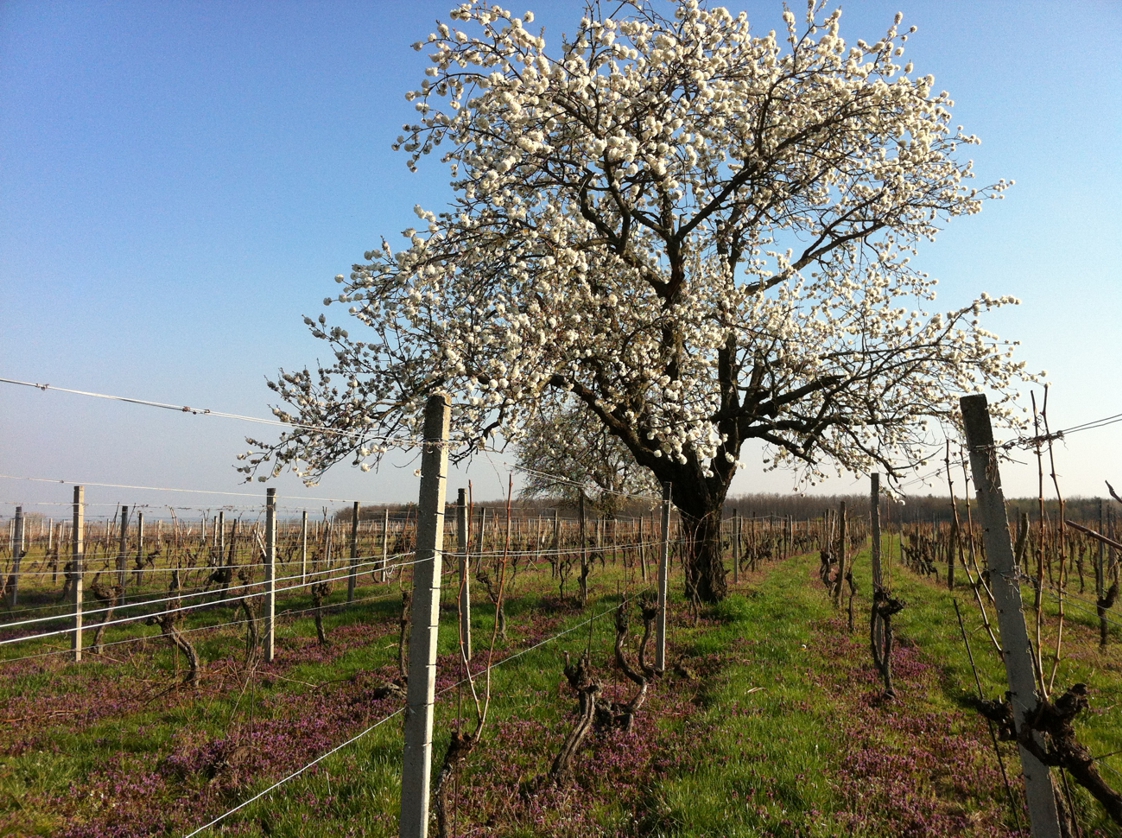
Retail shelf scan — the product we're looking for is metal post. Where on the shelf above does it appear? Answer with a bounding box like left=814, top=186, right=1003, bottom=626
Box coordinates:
left=456, top=488, right=471, bottom=662
left=348, top=501, right=360, bottom=603
left=400, top=394, right=451, bottom=838
left=72, top=486, right=84, bottom=662
left=264, top=488, right=277, bottom=664
left=961, top=393, right=1061, bottom=838
left=656, top=482, right=671, bottom=673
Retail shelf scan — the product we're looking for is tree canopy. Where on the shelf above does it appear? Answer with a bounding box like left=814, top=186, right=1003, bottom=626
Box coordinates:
left=516, top=399, right=660, bottom=516
left=244, top=0, right=1027, bottom=600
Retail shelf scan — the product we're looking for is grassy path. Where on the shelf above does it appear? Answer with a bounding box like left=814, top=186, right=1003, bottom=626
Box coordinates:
left=647, top=550, right=1120, bottom=837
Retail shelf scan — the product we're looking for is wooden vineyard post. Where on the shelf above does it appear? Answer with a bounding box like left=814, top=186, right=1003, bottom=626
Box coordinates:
left=72, top=486, right=85, bottom=662
left=116, top=505, right=128, bottom=590
left=552, top=510, right=560, bottom=578
left=578, top=491, right=589, bottom=607
left=732, top=507, right=741, bottom=585
left=381, top=508, right=390, bottom=582
left=833, top=502, right=847, bottom=605
left=477, top=507, right=487, bottom=563
left=9, top=506, right=24, bottom=607
left=869, top=473, right=897, bottom=698
left=264, top=488, right=277, bottom=664
left=348, top=501, right=360, bottom=603
left=456, top=487, right=471, bottom=662
left=1097, top=498, right=1109, bottom=649
left=656, top=482, right=671, bottom=673
left=300, top=510, right=308, bottom=586
left=961, top=394, right=1062, bottom=838
left=400, top=394, right=450, bottom=838
left=870, top=475, right=883, bottom=589
left=637, top=514, right=647, bottom=582
left=136, top=511, right=145, bottom=588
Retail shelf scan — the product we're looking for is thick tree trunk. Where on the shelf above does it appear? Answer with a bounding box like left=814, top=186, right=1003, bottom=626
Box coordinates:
left=679, top=507, right=728, bottom=604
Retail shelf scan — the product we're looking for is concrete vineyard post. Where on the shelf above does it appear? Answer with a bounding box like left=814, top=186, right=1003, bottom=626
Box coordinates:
left=400, top=394, right=450, bottom=838
left=265, top=488, right=277, bottom=664
left=456, top=488, right=471, bottom=662
left=117, top=505, right=128, bottom=590
left=9, top=506, right=24, bottom=607
left=961, top=393, right=1062, bottom=838
left=213, top=511, right=222, bottom=580
left=72, top=486, right=84, bottom=662
left=136, top=512, right=145, bottom=587
left=656, top=482, right=671, bottom=673
left=348, top=501, right=360, bottom=603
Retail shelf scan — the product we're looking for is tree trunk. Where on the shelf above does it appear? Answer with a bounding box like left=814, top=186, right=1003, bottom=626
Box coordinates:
left=678, top=507, right=727, bottom=604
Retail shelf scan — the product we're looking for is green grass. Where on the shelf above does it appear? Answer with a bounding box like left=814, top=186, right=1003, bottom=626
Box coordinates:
left=2, top=543, right=1121, bottom=837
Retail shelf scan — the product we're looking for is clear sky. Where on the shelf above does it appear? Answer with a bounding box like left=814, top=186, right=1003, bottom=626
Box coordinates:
left=2, top=0, right=1120, bottom=523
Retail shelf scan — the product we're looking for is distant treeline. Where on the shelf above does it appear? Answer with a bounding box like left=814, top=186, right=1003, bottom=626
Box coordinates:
left=724, top=493, right=1115, bottom=527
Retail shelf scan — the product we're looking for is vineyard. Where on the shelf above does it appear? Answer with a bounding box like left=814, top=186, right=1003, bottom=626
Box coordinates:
left=2, top=455, right=1121, bottom=837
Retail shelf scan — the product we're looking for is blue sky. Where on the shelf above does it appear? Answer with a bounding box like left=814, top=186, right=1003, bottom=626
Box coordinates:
left=2, top=0, right=1120, bottom=522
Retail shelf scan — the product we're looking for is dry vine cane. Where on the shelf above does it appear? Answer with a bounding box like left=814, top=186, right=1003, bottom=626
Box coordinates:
left=432, top=477, right=516, bottom=838
left=869, top=587, right=904, bottom=699
left=310, top=579, right=333, bottom=646
left=531, top=596, right=659, bottom=792
left=146, top=573, right=203, bottom=687
left=975, top=685, right=1122, bottom=827
left=236, top=567, right=263, bottom=673
left=371, top=590, right=410, bottom=701
left=89, top=575, right=123, bottom=655
left=1064, top=518, right=1122, bottom=645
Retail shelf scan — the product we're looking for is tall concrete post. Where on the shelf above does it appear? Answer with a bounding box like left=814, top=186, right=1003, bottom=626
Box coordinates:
left=264, top=488, right=277, bottom=664
left=9, top=506, right=24, bottom=608
left=400, top=394, right=451, bottom=838
left=72, top=487, right=85, bottom=662
left=456, top=488, right=471, bottom=662
left=117, top=505, right=129, bottom=590
left=962, top=394, right=1061, bottom=838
